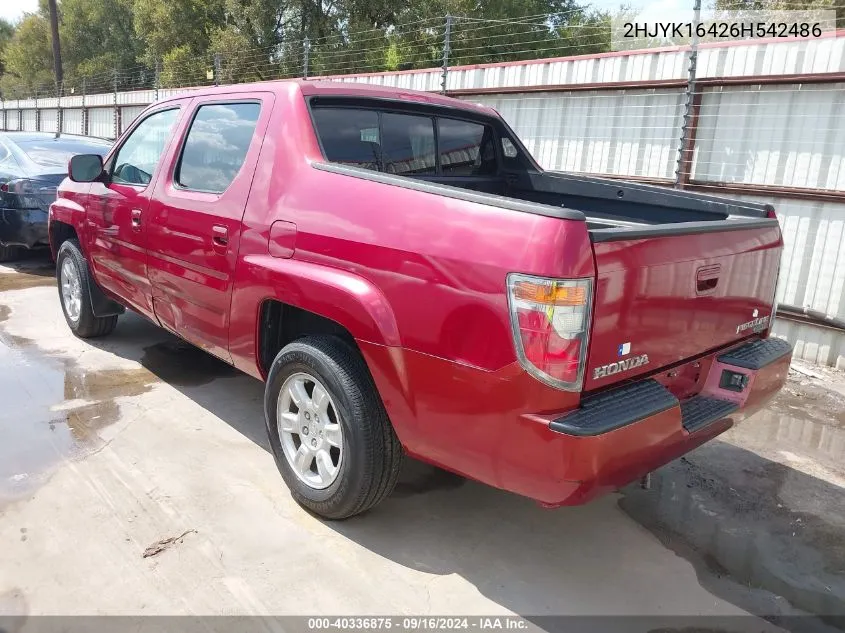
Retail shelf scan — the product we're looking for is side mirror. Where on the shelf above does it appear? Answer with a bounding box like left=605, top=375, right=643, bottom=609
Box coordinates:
left=68, top=154, right=105, bottom=183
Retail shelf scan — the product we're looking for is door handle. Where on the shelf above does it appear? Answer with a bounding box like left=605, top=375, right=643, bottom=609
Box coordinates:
left=212, top=224, right=229, bottom=252
left=130, top=209, right=142, bottom=231
left=696, top=264, right=721, bottom=294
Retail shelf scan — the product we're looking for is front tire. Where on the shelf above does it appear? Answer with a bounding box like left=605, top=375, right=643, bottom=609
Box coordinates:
left=56, top=239, right=118, bottom=338
left=264, top=336, right=403, bottom=520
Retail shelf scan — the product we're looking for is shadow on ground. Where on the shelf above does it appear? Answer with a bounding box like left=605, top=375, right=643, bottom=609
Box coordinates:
left=66, top=310, right=845, bottom=630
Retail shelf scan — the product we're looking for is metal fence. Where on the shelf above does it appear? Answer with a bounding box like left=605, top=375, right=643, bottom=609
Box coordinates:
left=1, top=30, right=844, bottom=366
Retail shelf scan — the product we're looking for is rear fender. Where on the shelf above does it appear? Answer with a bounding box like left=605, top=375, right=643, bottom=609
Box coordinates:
left=231, top=255, right=415, bottom=439
left=233, top=254, right=402, bottom=368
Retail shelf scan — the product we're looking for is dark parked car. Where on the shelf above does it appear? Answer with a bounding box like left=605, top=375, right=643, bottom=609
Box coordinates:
left=0, top=132, right=111, bottom=261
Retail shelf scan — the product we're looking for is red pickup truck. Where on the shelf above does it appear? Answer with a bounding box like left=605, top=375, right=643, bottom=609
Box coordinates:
left=49, top=81, right=791, bottom=519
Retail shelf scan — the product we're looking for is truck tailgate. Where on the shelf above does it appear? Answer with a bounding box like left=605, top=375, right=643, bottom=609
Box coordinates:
left=585, top=218, right=782, bottom=391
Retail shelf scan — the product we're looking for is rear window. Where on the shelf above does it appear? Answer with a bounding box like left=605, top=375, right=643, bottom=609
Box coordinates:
left=312, top=106, right=497, bottom=177
left=17, top=138, right=111, bottom=168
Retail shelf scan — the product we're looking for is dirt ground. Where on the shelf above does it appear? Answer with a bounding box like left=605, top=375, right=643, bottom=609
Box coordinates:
left=1, top=256, right=844, bottom=632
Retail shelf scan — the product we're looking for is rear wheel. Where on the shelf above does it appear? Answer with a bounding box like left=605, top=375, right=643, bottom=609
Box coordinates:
left=0, top=245, right=24, bottom=262
left=56, top=239, right=118, bottom=338
left=264, top=336, right=403, bottom=519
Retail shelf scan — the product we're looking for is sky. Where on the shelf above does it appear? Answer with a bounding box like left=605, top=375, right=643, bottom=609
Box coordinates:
left=1, top=0, right=39, bottom=24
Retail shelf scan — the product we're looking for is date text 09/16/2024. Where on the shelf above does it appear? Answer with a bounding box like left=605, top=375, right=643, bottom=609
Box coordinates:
left=307, top=617, right=529, bottom=630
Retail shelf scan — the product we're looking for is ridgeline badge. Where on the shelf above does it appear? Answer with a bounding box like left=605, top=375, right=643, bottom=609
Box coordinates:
left=736, top=313, right=769, bottom=334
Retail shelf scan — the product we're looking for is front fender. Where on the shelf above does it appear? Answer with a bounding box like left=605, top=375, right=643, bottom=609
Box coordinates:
left=48, top=194, right=86, bottom=257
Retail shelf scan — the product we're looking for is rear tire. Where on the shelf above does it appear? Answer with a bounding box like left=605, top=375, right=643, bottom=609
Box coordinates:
left=0, top=245, right=24, bottom=262
left=56, top=239, right=118, bottom=338
left=264, top=336, right=403, bottom=520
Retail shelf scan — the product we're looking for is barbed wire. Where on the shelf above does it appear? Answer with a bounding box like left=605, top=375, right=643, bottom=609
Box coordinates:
left=4, top=10, right=843, bottom=101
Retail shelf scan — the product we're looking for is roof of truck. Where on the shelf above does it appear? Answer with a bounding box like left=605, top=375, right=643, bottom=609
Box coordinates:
left=156, top=79, right=495, bottom=116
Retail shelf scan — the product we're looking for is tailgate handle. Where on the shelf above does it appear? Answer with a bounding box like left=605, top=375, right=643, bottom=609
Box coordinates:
left=696, top=265, right=721, bottom=294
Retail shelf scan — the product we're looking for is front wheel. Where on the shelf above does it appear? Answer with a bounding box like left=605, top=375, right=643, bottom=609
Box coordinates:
left=264, top=336, right=403, bottom=520
left=56, top=239, right=118, bottom=338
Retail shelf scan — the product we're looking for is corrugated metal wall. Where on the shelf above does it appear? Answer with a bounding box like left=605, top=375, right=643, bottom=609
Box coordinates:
left=62, top=109, right=83, bottom=135
left=87, top=108, right=114, bottom=139
left=738, top=193, right=845, bottom=327
left=329, top=33, right=845, bottom=90
left=20, top=110, right=37, bottom=131
left=40, top=109, right=59, bottom=133
left=693, top=83, right=845, bottom=189
left=471, top=89, right=685, bottom=179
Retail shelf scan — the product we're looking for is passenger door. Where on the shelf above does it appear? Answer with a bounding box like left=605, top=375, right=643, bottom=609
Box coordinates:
left=86, top=107, right=182, bottom=319
left=146, top=97, right=270, bottom=361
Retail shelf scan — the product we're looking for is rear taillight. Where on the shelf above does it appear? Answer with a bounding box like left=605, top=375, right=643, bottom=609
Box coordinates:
left=506, top=274, right=593, bottom=391
left=0, top=179, right=56, bottom=210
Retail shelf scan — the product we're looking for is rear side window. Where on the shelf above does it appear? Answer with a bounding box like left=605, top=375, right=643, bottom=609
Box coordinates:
left=176, top=103, right=261, bottom=193
left=381, top=113, right=436, bottom=176
left=438, top=118, right=497, bottom=176
left=311, top=108, right=381, bottom=171
left=312, top=106, right=499, bottom=177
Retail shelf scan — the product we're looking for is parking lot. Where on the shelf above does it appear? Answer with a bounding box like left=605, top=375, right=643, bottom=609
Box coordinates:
left=1, top=255, right=844, bottom=628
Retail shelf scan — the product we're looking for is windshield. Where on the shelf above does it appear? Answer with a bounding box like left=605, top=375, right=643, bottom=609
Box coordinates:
left=16, top=138, right=112, bottom=169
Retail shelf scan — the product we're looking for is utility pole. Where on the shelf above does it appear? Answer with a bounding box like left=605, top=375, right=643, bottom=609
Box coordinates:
left=56, top=80, right=62, bottom=137
left=214, top=53, right=222, bottom=86
left=674, top=0, right=702, bottom=188
left=154, top=59, right=161, bottom=101
left=113, top=70, right=119, bottom=139
left=47, top=0, right=63, bottom=91
left=81, top=77, right=88, bottom=136
left=441, top=15, right=452, bottom=95
left=303, top=37, right=311, bottom=79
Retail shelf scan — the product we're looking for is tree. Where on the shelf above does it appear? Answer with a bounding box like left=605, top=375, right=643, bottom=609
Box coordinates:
left=711, top=0, right=843, bottom=28
left=0, top=14, right=55, bottom=98
left=60, top=0, right=144, bottom=91
left=0, top=19, right=14, bottom=76
left=0, top=0, right=616, bottom=95
left=47, top=0, right=63, bottom=88
left=133, top=0, right=226, bottom=74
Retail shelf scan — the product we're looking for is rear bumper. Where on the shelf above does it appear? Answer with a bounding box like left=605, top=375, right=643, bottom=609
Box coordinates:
left=0, top=208, right=49, bottom=248
left=504, top=337, right=792, bottom=507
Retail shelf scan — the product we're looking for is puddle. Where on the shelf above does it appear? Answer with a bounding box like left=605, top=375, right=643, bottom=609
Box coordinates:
left=140, top=340, right=239, bottom=387
left=0, top=338, right=155, bottom=506
left=0, top=265, right=56, bottom=293
left=620, top=374, right=845, bottom=624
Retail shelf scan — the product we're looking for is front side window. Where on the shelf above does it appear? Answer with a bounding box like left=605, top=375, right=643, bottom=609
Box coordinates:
left=112, top=108, right=179, bottom=186
left=176, top=103, right=261, bottom=193
left=438, top=118, right=497, bottom=176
